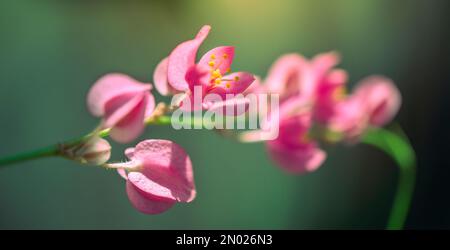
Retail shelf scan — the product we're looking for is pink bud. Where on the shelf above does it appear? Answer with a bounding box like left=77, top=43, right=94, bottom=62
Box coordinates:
left=63, top=137, right=111, bottom=165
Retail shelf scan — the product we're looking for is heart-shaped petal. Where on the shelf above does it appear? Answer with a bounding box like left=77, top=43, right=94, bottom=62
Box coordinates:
left=126, top=181, right=176, bottom=214
left=198, top=46, right=235, bottom=76
left=167, top=25, right=211, bottom=91
left=87, top=73, right=151, bottom=116
left=127, top=140, right=196, bottom=202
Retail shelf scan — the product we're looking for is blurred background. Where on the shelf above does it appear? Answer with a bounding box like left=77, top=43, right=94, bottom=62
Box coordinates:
left=0, top=0, right=449, bottom=229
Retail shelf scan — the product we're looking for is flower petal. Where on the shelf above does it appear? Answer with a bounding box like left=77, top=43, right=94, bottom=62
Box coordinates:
left=144, top=92, right=156, bottom=119
left=127, top=171, right=177, bottom=202
left=103, top=92, right=144, bottom=128
left=328, top=96, right=368, bottom=141
left=131, top=140, right=196, bottom=203
left=126, top=180, right=176, bottom=214
left=167, top=25, right=211, bottom=91
left=125, top=147, right=135, bottom=159
left=314, top=69, right=349, bottom=123
left=266, top=141, right=326, bottom=174
left=153, top=57, right=180, bottom=96
left=205, top=95, right=250, bottom=116
left=117, top=169, right=128, bottom=180
left=185, top=64, right=210, bottom=92
left=198, top=46, right=235, bottom=75
left=354, top=76, right=401, bottom=126
left=87, top=73, right=151, bottom=116
left=243, top=75, right=264, bottom=95
left=311, top=51, right=340, bottom=76
left=107, top=93, right=149, bottom=143
left=264, top=54, right=307, bottom=97
left=208, top=72, right=255, bottom=97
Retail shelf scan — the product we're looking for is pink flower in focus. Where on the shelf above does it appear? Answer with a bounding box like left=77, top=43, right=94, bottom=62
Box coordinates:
left=87, top=73, right=155, bottom=143
left=329, top=76, right=401, bottom=140
left=153, top=25, right=255, bottom=109
left=266, top=97, right=326, bottom=174
left=114, top=139, right=196, bottom=214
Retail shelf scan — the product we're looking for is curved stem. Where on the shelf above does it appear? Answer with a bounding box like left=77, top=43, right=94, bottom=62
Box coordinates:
left=361, top=126, right=416, bottom=230
left=0, top=115, right=173, bottom=167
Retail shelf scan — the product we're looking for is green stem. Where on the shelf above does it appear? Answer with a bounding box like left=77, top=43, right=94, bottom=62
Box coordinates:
left=0, top=115, right=174, bottom=167
left=361, top=126, right=417, bottom=230
left=0, top=145, right=60, bottom=166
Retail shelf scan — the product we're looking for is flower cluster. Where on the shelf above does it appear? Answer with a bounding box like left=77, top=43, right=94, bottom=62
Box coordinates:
left=69, top=26, right=401, bottom=214
left=242, top=52, right=401, bottom=174
left=78, top=25, right=255, bottom=214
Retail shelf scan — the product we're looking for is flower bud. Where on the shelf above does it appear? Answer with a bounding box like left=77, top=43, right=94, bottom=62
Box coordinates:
left=63, top=137, right=111, bottom=165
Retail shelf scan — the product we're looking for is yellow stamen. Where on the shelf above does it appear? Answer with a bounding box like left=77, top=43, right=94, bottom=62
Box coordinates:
left=211, top=69, right=222, bottom=79
left=332, top=86, right=347, bottom=101
left=234, top=76, right=240, bottom=81
left=208, top=61, right=215, bottom=67
left=225, top=83, right=231, bottom=88
left=223, top=53, right=228, bottom=59
left=210, top=54, right=216, bottom=60
left=214, top=78, right=222, bottom=85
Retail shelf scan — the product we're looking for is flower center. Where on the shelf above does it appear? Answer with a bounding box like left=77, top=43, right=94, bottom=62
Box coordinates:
left=207, top=53, right=238, bottom=89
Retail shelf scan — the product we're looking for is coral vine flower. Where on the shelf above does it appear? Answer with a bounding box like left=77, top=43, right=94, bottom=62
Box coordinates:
left=329, top=76, right=401, bottom=140
left=260, top=52, right=346, bottom=110
left=309, top=52, right=348, bottom=123
left=264, top=53, right=309, bottom=100
left=87, top=73, right=155, bottom=143
left=265, top=97, right=326, bottom=174
left=243, top=52, right=401, bottom=174
left=153, top=25, right=254, bottom=110
left=112, top=139, right=196, bottom=214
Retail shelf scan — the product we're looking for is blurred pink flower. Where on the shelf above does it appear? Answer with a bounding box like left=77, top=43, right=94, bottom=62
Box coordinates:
left=153, top=25, right=254, bottom=110
left=264, top=53, right=309, bottom=101
left=248, top=96, right=326, bottom=174
left=310, top=52, right=348, bottom=123
left=87, top=73, right=155, bottom=143
left=244, top=52, right=401, bottom=174
left=262, top=52, right=341, bottom=100
left=329, top=76, right=402, bottom=141
left=113, top=139, right=196, bottom=214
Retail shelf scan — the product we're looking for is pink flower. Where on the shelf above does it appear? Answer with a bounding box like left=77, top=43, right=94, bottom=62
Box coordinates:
left=264, top=53, right=309, bottom=101
left=153, top=25, right=255, bottom=110
left=112, top=139, right=196, bottom=214
left=244, top=52, right=401, bottom=174
left=262, top=52, right=341, bottom=100
left=242, top=96, right=326, bottom=174
left=329, top=76, right=401, bottom=140
left=87, top=73, right=155, bottom=143
left=310, top=53, right=348, bottom=123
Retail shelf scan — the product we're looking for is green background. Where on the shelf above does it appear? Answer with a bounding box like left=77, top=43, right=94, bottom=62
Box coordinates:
left=0, top=0, right=449, bottom=229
